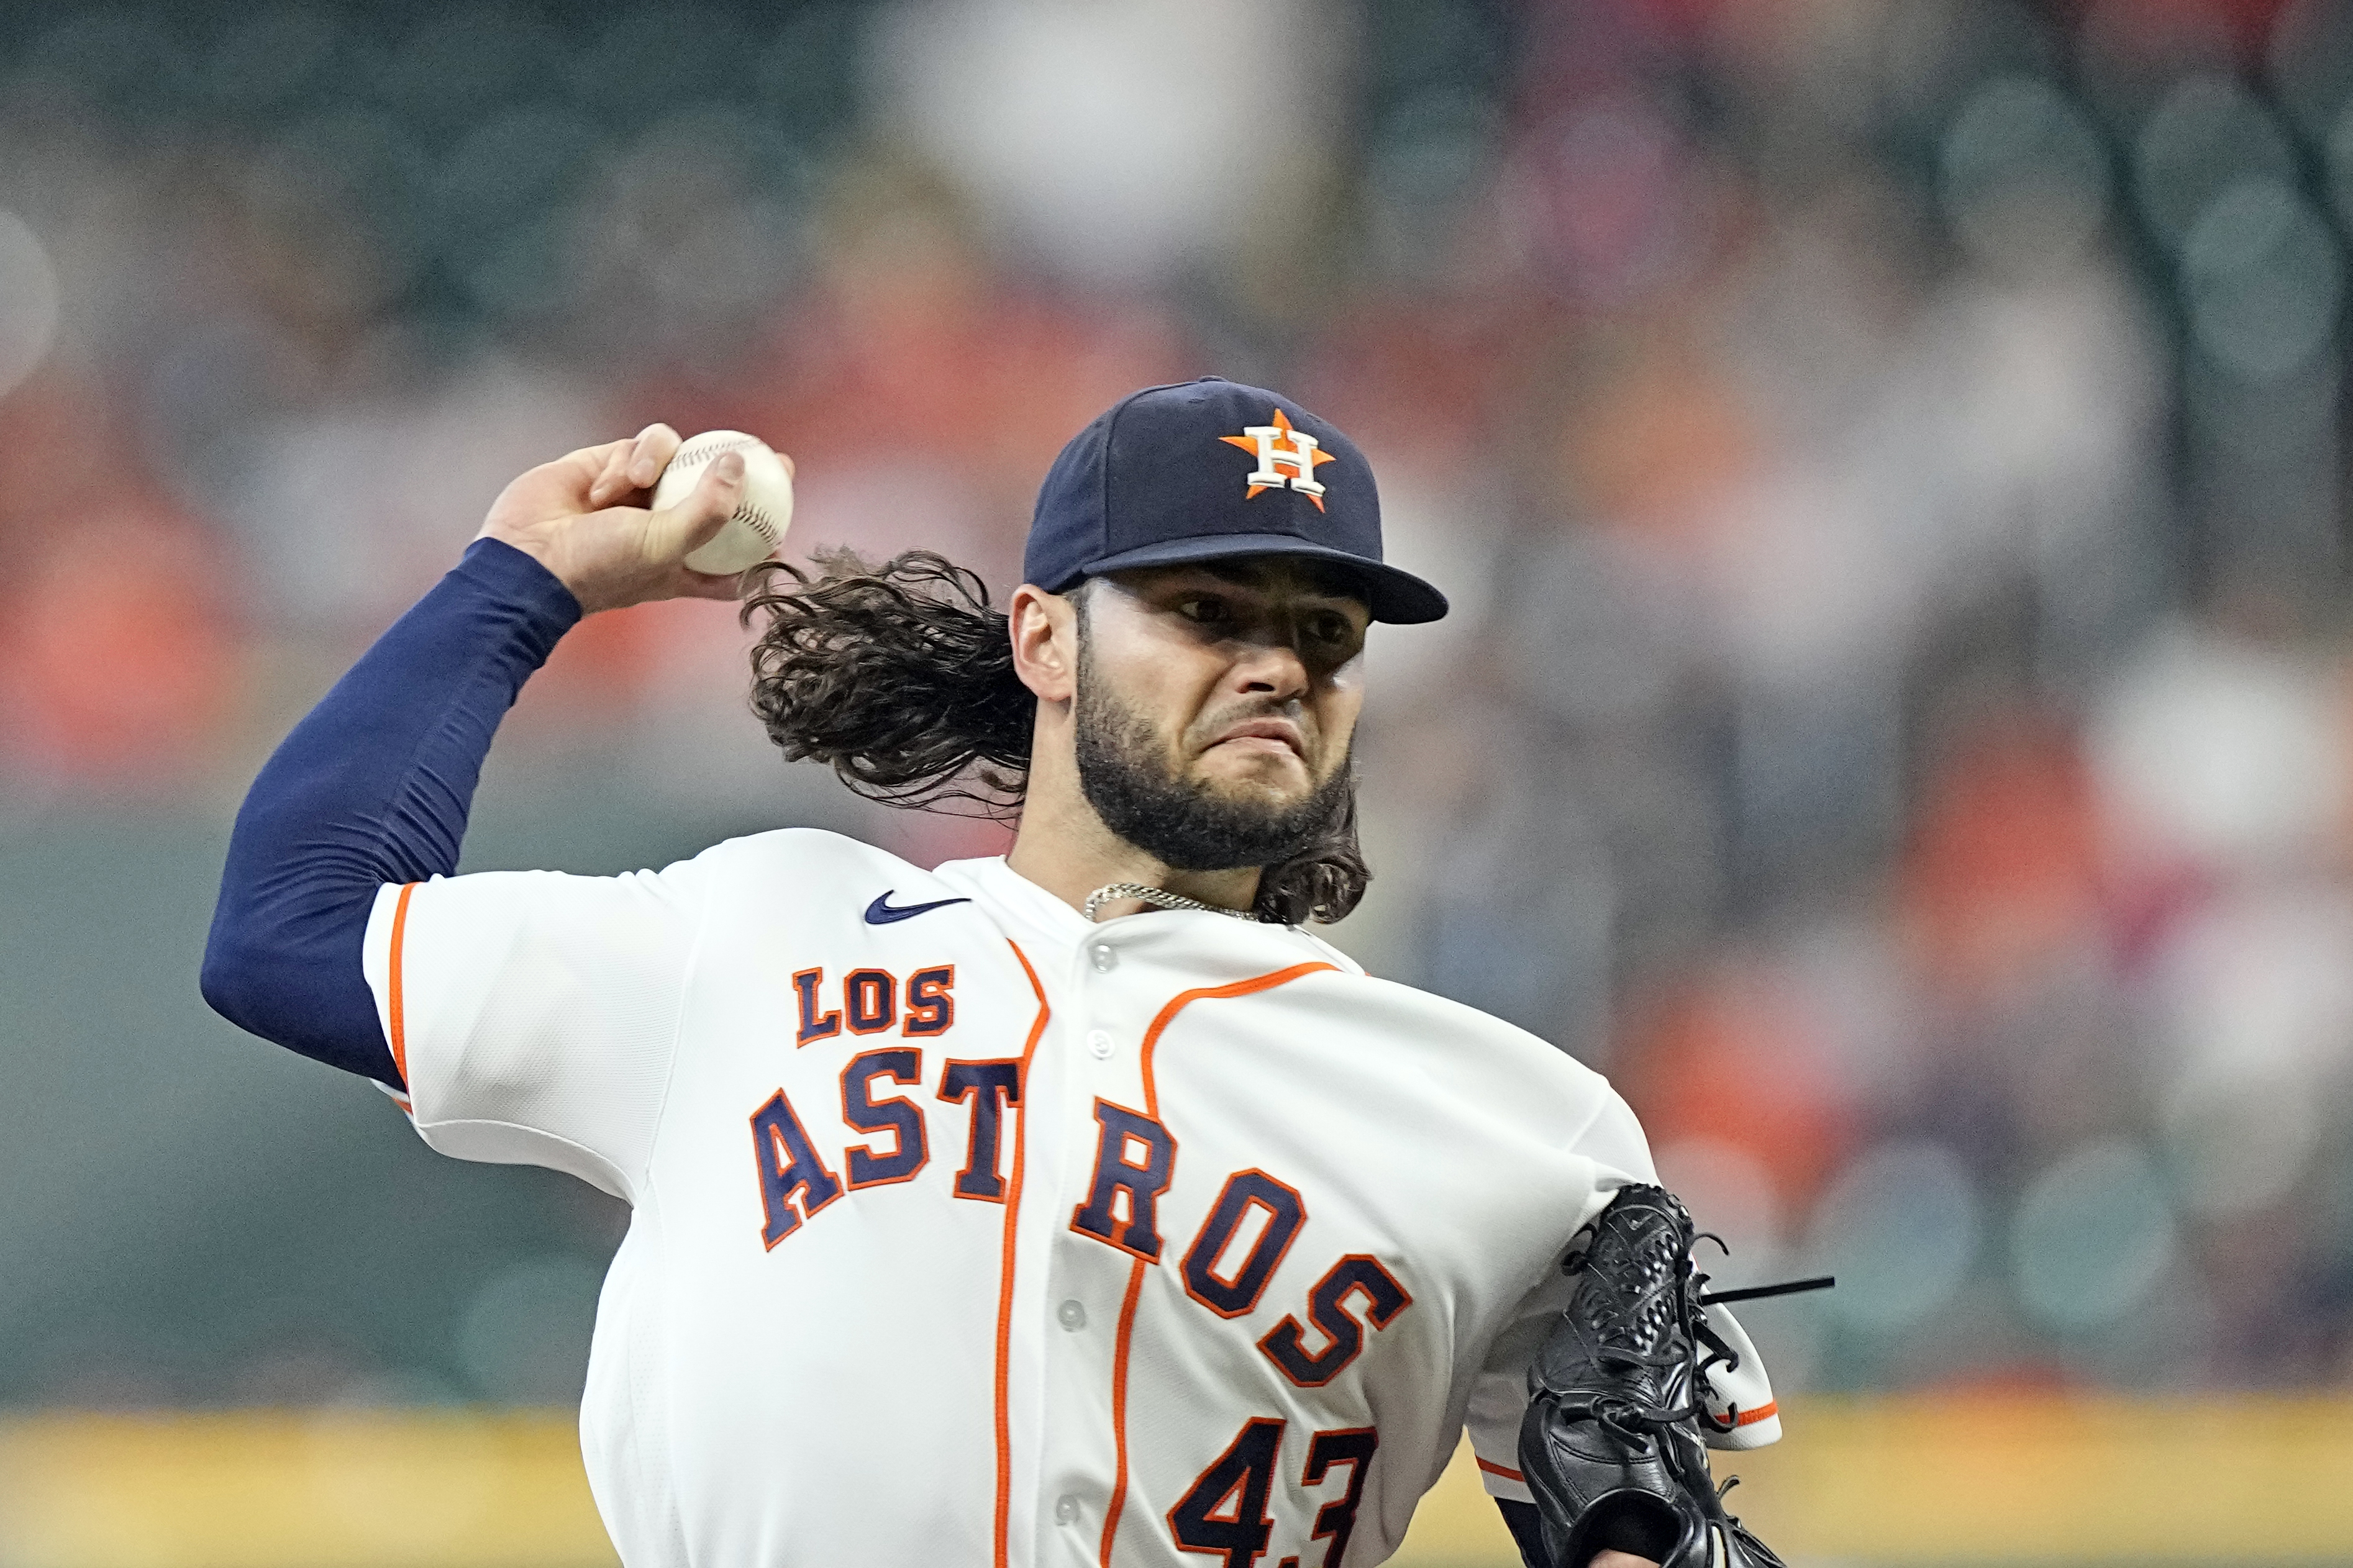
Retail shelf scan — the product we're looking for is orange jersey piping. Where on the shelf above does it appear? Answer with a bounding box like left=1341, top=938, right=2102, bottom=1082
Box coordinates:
left=386, top=882, right=419, bottom=1085
left=1136, top=962, right=1337, bottom=1119
left=1096, top=1255, right=1150, bottom=1566
left=1477, top=1456, right=1525, bottom=1483
left=1098, top=959, right=1341, bottom=1562
left=994, top=940, right=1050, bottom=1568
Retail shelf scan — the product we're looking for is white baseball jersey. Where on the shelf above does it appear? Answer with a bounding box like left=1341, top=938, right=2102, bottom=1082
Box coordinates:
left=360, top=829, right=1777, bottom=1567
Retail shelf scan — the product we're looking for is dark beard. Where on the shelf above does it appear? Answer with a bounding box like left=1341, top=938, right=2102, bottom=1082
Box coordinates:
left=1073, top=667, right=1352, bottom=874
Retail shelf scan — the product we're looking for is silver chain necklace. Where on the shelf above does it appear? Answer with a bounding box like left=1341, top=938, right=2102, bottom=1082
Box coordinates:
left=1082, top=882, right=1264, bottom=923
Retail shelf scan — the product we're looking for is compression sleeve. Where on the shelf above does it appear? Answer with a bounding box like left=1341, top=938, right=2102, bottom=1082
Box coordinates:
left=200, top=538, right=581, bottom=1084
left=1495, top=1500, right=1545, bottom=1568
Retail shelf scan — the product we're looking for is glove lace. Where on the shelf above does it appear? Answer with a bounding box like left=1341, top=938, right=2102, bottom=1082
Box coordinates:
left=1561, top=1221, right=1726, bottom=1437
left=1557, top=1389, right=1706, bottom=1443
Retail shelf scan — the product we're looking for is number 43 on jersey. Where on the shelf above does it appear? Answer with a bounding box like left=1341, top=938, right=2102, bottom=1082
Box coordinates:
left=1170, top=1419, right=1377, bottom=1568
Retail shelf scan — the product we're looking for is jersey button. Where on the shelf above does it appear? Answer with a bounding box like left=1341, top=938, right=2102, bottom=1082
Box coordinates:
left=1090, top=943, right=1117, bottom=972
left=1054, top=1494, right=1081, bottom=1525
left=1085, top=1028, right=1114, bottom=1059
left=1057, top=1298, right=1088, bottom=1331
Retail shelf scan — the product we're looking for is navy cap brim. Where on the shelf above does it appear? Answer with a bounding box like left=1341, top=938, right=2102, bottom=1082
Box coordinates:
left=1068, top=532, right=1449, bottom=625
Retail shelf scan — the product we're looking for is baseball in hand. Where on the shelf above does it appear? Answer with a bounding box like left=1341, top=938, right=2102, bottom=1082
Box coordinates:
left=653, top=430, right=794, bottom=573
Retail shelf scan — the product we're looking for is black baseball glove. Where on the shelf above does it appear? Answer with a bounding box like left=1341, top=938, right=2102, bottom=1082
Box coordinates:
left=1514, top=1184, right=1784, bottom=1568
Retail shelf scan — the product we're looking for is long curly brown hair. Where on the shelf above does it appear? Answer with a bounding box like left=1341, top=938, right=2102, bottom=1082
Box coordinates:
left=740, top=549, right=1369, bottom=925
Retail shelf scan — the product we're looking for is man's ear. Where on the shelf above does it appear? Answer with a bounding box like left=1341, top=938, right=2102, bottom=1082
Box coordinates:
left=1008, top=584, right=1079, bottom=705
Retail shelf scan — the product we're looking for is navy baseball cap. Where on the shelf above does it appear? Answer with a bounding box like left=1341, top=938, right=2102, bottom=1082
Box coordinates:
left=1022, top=377, right=1448, bottom=624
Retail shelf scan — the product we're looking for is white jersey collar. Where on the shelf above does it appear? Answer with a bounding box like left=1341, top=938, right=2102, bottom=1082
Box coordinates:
left=931, top=854, right=1095, bottom=950
left=931, top=853, right=1365, bottom=979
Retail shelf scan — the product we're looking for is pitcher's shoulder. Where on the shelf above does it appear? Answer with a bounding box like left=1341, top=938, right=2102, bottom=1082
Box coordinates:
left=680, top=828, right=937, bottom=907
left=1298, top=964, right=1615, bottom=1097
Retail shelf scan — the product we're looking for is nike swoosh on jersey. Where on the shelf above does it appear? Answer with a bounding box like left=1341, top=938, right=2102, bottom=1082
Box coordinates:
left=863, top=892, right=974, bottom=924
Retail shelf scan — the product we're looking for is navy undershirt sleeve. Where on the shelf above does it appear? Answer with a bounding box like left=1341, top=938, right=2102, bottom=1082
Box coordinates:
left=201, top=538, right=581, bottom=1085
left=1496, top=1498, right=1548, bottom=1567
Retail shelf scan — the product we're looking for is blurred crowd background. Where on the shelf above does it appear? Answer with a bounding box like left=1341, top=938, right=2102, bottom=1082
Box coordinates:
left=4, top=0, right=2353, bottom=1418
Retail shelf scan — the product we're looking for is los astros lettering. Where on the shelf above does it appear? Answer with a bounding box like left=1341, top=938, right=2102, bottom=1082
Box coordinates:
left=792, top=963, right=954, bottom=1043
left=748, top=1004, right=1412, bottom=1387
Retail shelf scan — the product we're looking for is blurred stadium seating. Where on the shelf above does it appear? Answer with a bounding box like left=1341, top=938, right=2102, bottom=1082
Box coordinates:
left=3, top=0, right=2352, bottom=1559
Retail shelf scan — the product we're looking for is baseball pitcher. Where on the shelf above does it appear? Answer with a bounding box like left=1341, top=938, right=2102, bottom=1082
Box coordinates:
left=204, top=379, right=1785, bottom=1567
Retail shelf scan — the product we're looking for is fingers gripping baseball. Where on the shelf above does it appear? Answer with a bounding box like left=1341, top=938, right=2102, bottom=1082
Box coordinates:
left=646, top=448, right=745, bottom=570
left=587, top=422, right=681, bottom=507
left=476, top=423, right=770, bottom=615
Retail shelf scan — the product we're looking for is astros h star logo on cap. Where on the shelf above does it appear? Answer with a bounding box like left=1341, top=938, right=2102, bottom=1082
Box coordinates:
left=1218, top=407, right=1339, bottom=510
